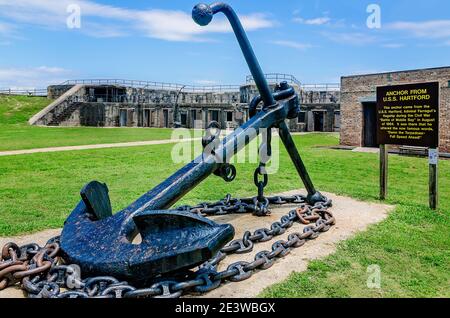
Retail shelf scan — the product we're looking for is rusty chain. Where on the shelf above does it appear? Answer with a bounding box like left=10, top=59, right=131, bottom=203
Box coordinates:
left=0, top=194, right=334, bottom=298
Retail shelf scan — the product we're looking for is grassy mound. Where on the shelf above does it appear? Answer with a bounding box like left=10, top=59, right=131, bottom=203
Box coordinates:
left=0, top=95, right=174, bottom=151
left=0, top=95, right=50, bottom=125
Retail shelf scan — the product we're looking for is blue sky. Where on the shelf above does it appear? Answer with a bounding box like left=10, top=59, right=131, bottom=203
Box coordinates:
left=0, top=0, right=449, bottom=89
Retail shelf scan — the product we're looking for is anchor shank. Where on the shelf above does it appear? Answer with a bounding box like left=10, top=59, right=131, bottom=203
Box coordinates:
left=130, top=105, right=288, bottom=216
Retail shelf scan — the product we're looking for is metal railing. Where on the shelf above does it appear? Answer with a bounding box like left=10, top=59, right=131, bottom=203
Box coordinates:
left=246, top=73, right=302, bottom=87
left=301, top=83, right=340, bottom=91
left=178, top=84, right=240, bottom=93
left=60, top=79, right=240, bottom=93
left=58, top=77, right=341, bottom=93
left=0, top=89, right=47, bottom=96
left=0, top=78, right=340, bottom=98
left=65, top=93, right=240, bottom=105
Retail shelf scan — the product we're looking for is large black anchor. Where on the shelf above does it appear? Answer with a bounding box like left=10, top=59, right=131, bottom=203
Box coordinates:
left=60, top=2, right=326, bottom=283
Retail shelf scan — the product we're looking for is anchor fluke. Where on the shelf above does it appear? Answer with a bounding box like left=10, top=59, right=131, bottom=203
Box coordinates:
left=61, top=200, right=235, bottom=282
left=80, top=181, right=112, bottom=221
left=131, top=210, right=235, bottom=276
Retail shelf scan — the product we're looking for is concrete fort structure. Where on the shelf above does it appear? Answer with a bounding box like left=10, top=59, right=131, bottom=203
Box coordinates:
left=29, top=74, right=341, bottom=133
left=340, top=66, right=450, bottom=153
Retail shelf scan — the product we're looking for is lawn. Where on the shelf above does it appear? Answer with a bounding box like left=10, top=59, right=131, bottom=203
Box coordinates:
left=0, top=132, right=448, bottom=297
left=0, top=95, right=175, bottom=151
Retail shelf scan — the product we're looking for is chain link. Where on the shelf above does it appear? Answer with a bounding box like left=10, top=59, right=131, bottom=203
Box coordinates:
left=0, top=193, right=334, bottom=298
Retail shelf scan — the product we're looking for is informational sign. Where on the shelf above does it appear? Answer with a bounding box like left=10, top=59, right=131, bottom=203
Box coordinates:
left=429, top=148, right=438, bottom=165
left=377, top=82, right=439, bottom=147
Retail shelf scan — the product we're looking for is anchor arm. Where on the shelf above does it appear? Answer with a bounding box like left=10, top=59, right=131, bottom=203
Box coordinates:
left=278, top=121, right=326, bottom=204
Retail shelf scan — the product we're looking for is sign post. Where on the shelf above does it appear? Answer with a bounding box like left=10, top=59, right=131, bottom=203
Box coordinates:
left=379, top=144, right=388, bottom=200
left=376, top=82, right=439, bottom=209
left=429, top=148, right=438, bottom=209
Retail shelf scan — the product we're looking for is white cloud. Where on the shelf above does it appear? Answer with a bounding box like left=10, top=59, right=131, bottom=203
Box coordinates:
left=194, top=80, right=219, bottom=85
left=0, top=0, right=275, bottom=41
left=272, top=40, right=313, bottom=50
left=0, top=21, right=18, bottom=38
left=322, top=32, right=377, bottom=45
left=321, top=20, right=450, bottom=49
left=0, top=66, right=71, bottom=89
left=382, top=43, right=404, bottom=48
left=80, top=22, right=128, bottom=38
left=35, top=66, right=68, bottom=74
left=346, top=69, right=395, bottom=76
left=293, top=17, right=331, bottom=26
left=388, top=20, right=450, bottom=39
left=135, top=10, right=274, bottom=42
left=0, top=22, right=10, bottom=33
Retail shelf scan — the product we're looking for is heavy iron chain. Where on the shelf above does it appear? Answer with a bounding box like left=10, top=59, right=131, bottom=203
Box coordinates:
left=0, top=194, right=335, bottom=298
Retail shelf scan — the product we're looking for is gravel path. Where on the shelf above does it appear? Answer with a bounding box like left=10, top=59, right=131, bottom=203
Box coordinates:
left=0, top=190, right=393, bottom=298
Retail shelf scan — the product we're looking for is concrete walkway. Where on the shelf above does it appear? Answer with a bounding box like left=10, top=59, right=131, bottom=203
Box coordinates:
left=0, top=132, right=326, bottom=157
left=0, top=132, right=334, bottom=157
left=352, top=147, right=380, bottom=154
left=0, top=138, right=201, bottom=157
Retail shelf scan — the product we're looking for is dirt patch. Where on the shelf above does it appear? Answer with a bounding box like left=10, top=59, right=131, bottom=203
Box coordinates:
left=0, top=190, right=393, bottom=298
left=202, top=190, right=393, bottom=298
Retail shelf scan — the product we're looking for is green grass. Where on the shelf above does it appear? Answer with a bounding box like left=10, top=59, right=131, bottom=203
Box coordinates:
left=0, top=95, right=175, bottom=151
left=0, top=132, right=448, bottom=297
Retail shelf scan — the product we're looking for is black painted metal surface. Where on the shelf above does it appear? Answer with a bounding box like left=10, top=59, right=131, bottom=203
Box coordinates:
left=80, top=181, right=112, bottom=220
left=61, top=207, right=234, bottom=282
left=60, top=90, right=298, bottom=281
left=60, top=2, right=326, bottom=283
